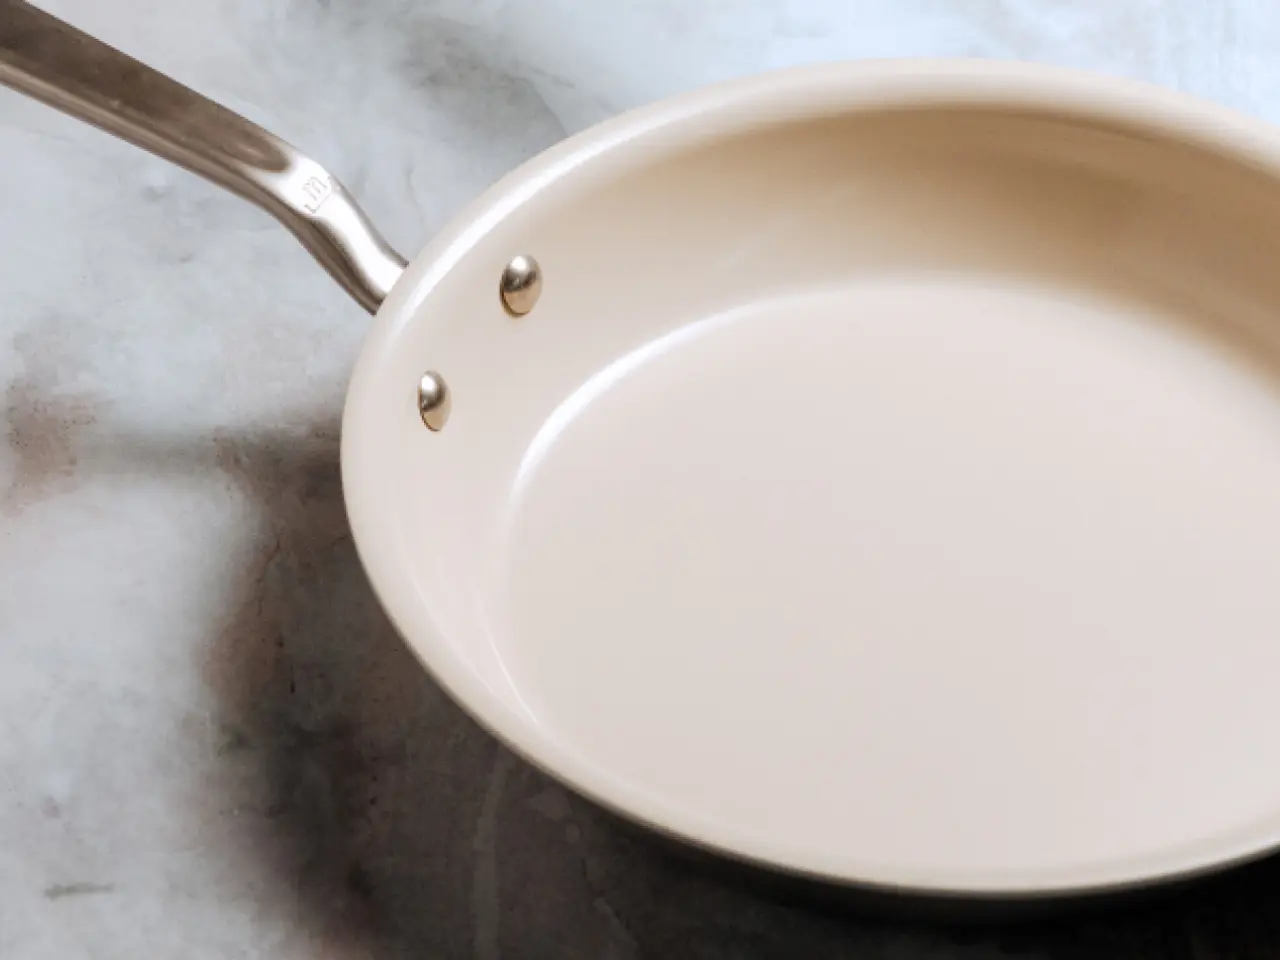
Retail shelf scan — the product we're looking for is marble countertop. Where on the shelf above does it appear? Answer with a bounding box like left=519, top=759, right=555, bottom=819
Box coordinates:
left=5, top=1, right=1280, bottom=957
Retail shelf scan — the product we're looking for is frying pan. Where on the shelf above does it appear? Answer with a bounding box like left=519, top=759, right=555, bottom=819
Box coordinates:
left=9, top=0, right=1280, bottom=900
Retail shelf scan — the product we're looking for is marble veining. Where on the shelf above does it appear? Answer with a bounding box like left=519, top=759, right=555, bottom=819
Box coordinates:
left=6, top=1, right=1280, bottom=957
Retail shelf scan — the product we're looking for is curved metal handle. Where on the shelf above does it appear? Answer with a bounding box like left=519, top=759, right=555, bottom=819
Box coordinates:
left=0, top=0, right=406, bottom=314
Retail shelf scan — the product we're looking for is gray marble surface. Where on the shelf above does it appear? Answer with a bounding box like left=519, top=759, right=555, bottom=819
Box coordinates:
left=5, top=1, right=1280, bottom=957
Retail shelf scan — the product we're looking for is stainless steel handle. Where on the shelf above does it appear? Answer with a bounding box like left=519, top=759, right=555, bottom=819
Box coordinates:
left=0, top=0, right=406, bottom=314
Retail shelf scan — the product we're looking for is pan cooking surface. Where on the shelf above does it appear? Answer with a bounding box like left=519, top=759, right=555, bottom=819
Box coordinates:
left=500, top=276, right=1280, bottom=882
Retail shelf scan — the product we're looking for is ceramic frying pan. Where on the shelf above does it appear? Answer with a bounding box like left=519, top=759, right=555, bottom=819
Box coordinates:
left=9, top=0, right=1280, bottom=899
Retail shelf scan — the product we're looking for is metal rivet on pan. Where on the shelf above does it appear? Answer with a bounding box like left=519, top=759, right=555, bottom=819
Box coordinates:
left=417, top=371, right=451, bottom=431
left=500, top=254, right=542, bottom=316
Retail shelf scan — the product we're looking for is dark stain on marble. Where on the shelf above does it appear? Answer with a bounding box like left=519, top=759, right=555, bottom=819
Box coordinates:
left=215, top=722, right=253, bottom=757
left=2, top=326, right=100, bottom=517
left=1, top=384, right=93, bottom=514
left=44, top=882, right=115, bottom=901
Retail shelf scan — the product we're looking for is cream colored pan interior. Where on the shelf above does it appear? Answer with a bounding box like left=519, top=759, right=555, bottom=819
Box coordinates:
left=346, top=64, right=1280, bottom=896
left=9, top=0, right=1280, bottom=897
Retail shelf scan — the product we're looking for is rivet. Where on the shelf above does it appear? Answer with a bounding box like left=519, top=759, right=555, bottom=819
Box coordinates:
left=500, top=254, right=542, bottom=316
left=417, top=371, right=451, bottom=431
